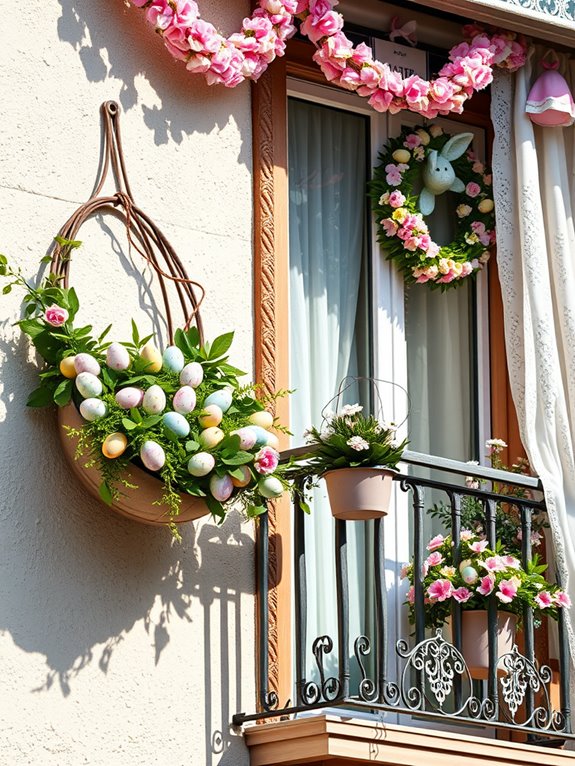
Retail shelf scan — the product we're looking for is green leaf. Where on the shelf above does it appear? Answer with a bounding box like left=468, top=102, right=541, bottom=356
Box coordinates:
left=142, top=415, right=162, bottom=428
left=186, top=325, right=201, bottom=349
left=122, top=418, right=138, bottom=431
left=98, top=324, right=113, bottom=343
left=221, top=451, right=254, bottom=466
left=67, top=287, right=80, bottom=317
left=205, top=494, right=225, bottom=519
left=2, top=284, right=12, bottom=295
left=26, top=386, right=54, bottom=407
left=299, top=499, right=311, bottom=515
left=129, top=407, right=143, bottom=424
left=53, top=379, right=73, bottom=406
left=54, top=235, right=82, bottom=250
left=40, top=255, right=52, bottom=264
left=174, top=328, right=195, bottom=358
left=100, top=367, right=117, bottom=389
left=17, top=319, right=45, bottom=339
left=185, top=440, right=200, bottom=453
left=228, top=466, right=250, bottom=481
left=208, top=331, right=234, bottom=360
left=131, top=319, right=140, bottom=347
left=249, top=504, right=267, bottom=518
left=31, top=330, right=64, bottom=364
left=99, top=481, right=114, bottom=505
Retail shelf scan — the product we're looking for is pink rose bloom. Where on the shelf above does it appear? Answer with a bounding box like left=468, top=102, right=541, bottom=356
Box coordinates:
left=427, top=534, right=445, bottom=551
left=460, top=262, right=473, bottom=277
left=418, top=234, right=432, bottom=252
left=427, top=579, right=453, bottom=602
left=368, top=87, right=394, bottom=113
left=403, top=134, right=421, bottom=149
left=403, top=75, right=430, bottom=110
left=496, top=577, right=520, bottom=604
left=188, top=19, right=221, bottom=54
left=403, top=236, right=421, bottom=252
left=426, top=242, right=440, bottom=259
left=254, top=446, right=280, bottom=475
left=535, top=591, right=554, bottom=609
left=400, top=563, right=410, bottom=579
left=469, top=539, right=488, bottom=553
left=452, top=586, right=472, bottom=603
left=388, top=190, right=406, bottom=208
left=476, top=574, right=495, bottom=596
left=466, top=182, right=481, bottom=198
left=44, top=304, right=69, bottom=327
left=406, top=585, right=415, bottom=604
left=426, top=551, right=443, bottom=567
left=381, top=219, right=398, bottom=237
left=429, top=77, right=458, bottom=105
left=555, top=591, right=572, bottom=608
left=350, top=42, right=374, bottom=66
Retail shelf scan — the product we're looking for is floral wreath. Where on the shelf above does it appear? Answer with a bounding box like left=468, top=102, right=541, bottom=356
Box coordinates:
left=369, top=124, right=495, bottom=288
left=129, top=1, right=528, bottom=117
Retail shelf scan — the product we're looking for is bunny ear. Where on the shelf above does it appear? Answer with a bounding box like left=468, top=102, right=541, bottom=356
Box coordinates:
left=440, top=132, right=474, bottom=161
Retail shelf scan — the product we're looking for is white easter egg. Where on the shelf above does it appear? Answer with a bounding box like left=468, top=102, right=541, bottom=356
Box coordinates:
left=198, top=427, right=225, bottom=449
left=173, top=386, right=196, bottom=415
left=142, top=384, right=166, bottom=415
left=74, top=353, right=101, bottom=376
left=231, top=427, right=257, bottom=450
left=179, top=362, right=204, bottom=388
left=75, top=372, right=103, bottom=399
left=106, top=342, right=131, bottom=371
left=162, top=411, right=190, bottom=438
left=265, top=432, right=280, bottom=450
left=204, top=389, right=233, bottom=413
left=79, top=398, right=108, bottom=422
left=162, top=345, right=185, bottom=373
left=258, top=476, right=283, bottom=498
left=210, top=474, right=234, bottom=502
left=187, top=452, right=216, bottom=477
left=115, top=387, right=144, bottom=409
left=248, top=410, right=274, bottom=430
left=198, top=404, right=223, bottom=428
left=140, top=440, right=166, bottom=472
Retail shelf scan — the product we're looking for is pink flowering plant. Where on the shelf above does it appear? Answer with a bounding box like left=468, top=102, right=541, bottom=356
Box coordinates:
left=370, top=123, right=495, bottom=289
left=403, top=530, right=570, bottom=630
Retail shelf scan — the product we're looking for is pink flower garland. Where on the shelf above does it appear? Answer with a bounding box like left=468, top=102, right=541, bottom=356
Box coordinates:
left=130, top=0, right=528, bottom=112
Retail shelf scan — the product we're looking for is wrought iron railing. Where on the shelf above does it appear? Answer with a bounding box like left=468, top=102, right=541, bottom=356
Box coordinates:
left=233, top=449, right=572, bottom=744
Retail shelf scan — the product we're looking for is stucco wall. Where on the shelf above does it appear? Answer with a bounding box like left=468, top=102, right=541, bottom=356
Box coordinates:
left=0, top=1, right=254, bottom=764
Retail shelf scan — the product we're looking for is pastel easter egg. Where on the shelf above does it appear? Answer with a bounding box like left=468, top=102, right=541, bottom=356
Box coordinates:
left=102, top=432, right=128, bottom=459
left=115, top=387, right=144, bottom=410
left=248, top=410, right=274, bottom=430
left=187, top=452, right=216, bottom=477
left=248, top=425, right=270, bottom=448
left=258, top=476, right=283, bottom=499
left=106, top=342, right=131, bottom=371
left=461, top=566, right=479, bottom=585
left=209, top=474, right=234, bottom=502
left=74, top=353, right=101, bottom=376
left=416, top=129, right=431, bottom=146
left=162, top=345, right=185, bottom=373
left=76, top=371, right=103, bottom=399
left=79, top=398, right=108, bottom=422
left=478, top=198, right=494, bottom=214
left=179, top=362, right=203, bottom=388
left=198, top=427, right=225, bottom=449
left=231, top=465, right=252, bottom=488
left=198, top=404, right=223, bottom=428
left=392, top=148, right=411, bottom=164
left=142, top=384, right=166, bottom=415
left=162, top=411, right=190, bottom=438
left=265, top=432, right=280, bottom=450
left=173, top=386, right=196, bottom=415
left=140, top=440, right=166, bottom=472
left=204, top=389, right=233, bottom=413
left=59, top=356, right=77, bottom=379
left=230, top=427, right=257, bottom=450
left=140, top=342, right=162, bottom=373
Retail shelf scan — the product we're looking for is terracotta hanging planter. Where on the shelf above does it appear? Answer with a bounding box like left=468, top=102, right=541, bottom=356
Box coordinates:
left=460, top=610, right=518, bottom=679
left=323, top=467, right=396, bottom=521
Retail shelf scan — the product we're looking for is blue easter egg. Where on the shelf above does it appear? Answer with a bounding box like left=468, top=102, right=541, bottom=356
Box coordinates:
left=162, top=411, right=190, bottom=438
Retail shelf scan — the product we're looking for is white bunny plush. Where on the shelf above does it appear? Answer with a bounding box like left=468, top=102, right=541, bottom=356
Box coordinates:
left=419, top=132, right=475, bottom=215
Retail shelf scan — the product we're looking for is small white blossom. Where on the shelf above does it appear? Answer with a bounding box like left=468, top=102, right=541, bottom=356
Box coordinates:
left=341, top=403, right=363, bottom=417
left=323, top=409, right=336, bottom=422
left=486, top=438, right=507, bottom=451
left=302, top=428, right=315, bottom=444
left=347, top=436, right=369, bottom=451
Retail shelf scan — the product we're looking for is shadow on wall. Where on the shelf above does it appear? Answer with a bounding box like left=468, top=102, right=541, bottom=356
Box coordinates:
left=56, top=0, right=252, bottom=155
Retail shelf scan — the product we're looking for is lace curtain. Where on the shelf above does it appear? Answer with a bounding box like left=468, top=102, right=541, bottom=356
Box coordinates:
left=491, top=57, right=575, bottom=662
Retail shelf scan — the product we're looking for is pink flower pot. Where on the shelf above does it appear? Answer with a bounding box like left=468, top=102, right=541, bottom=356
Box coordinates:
left=460, top=610, right=518, bottom=679
left=323, top=467, right=396, bottom=521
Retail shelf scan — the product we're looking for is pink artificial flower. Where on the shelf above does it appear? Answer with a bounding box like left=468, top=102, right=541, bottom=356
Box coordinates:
left=535, top=591, right=554, bottom=609
left=381, top=218, right=398, bottom=237
left=368, top=87, right=395, bottom=113
left=555, top=591, right=572, bottom=608
left=188, top=19, right=223, bottom=54
left=254, top=446, right=280, bottom=475
left=388, top=190, right=406, bottom=208
left=427, top=534, right=445, bottom=551
left=501, top=555, right=521, bottom=569
left=403, top=133, right=421, bottom=149
left=477, top=574, right=495, bottom=596
left=427, top=579, right=453, bottom=602
left=400, top=563, right=410, bottom=580
left=429, top=77, right=457, bottom=105
left=469, top=539, right=488, bottom=553
left=406, top=585, right=415, bottom=604
left=44, top=305, right=69, bottom=327
left=481, top=556, right=506, bottom=572
left=452, top=586, right=472, bottom=603
left=466, top=182, right=481, bottom=198
left=426, top=551, right=444, bottom=567
left=496, top=577, right=520, bottom=604
left=460, top=529, right=474, bottom=541
left=403, top=236, right=421, bottom=252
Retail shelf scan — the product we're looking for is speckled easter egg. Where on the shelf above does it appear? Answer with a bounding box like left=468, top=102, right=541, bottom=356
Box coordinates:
left=198, top=427, right=225, bottom=449
left=247, top=425, right=271, bottom=448
left=74, top=353, right=100, bottom=376
left=265, top=432, right=280, bottom=450
left=258, top=476, right=283, bottom=498
left=162, top=345, right=185, bottom=373
left=162, top=411, right=190, bottom=438
left=187, top=452, right=216, bottom=477
left=59, top=356, right=77, bottom=379
left=198, top=404, right=223, bottom=428
left=204, top=389, right=233, bottom=413
left=102, top=432, right=128, bottom=459
left=142, top=384, right=166, bottom=415
left=115, top=387, right=144, bottom=409
left=461, top=566, right=478, bottom=585
left=248, top=410, right=274, bottom=430
left=179, top=362, right=203, bottom=388
left=79, top=398, right=108, bottom=422
left=209, top=474, right=234, bottom=502
left=140, top=440, right=166, bottom=471
left=392, top=148, right=411, bottom=164
left=106, top=342, right=131, bottom=371
left=231, top=465, right=252, bottom=488
left=139, top=342, right=162, bottom=373
left=230, top=427, right=257, bottom=450
left=75, top=371, right=103, bottom=399
left=172, top=386, right=196, bottom=415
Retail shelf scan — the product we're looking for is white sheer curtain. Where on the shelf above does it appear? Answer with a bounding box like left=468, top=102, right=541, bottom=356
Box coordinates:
left=491, top=56, right=575, bottom=662
left=288, top=99, right=369, bottom=660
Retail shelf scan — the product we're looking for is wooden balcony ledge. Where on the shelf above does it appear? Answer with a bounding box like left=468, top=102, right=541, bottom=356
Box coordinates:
left=243, top=715, right=575, bottom=766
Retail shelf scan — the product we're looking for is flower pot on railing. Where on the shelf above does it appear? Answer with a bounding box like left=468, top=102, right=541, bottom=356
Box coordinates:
left=323, top=467, right=396, bottom=521
left=460, top=610, right=518, bottom=679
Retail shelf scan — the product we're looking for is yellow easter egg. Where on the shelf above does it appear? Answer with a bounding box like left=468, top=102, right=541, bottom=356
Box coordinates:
left=478, top=198, right=494, bottom=214
left=392, top=149, right=411, bottom=164
left=416, top=129, right=430, bottom=146
left=198, top=404, right=223, bottom=428
left=59, top=356, right=77, bottom=379
left=198, top=427, right=225, bottom=449
left=140, top=342, right=162, bottom=373
left=102, top=432, right=128, bottom=459
left=248, top=410, right=274, bottom=430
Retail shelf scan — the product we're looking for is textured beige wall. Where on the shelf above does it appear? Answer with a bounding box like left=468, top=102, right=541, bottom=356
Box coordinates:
left=0, top=1, right=254, bottom=764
